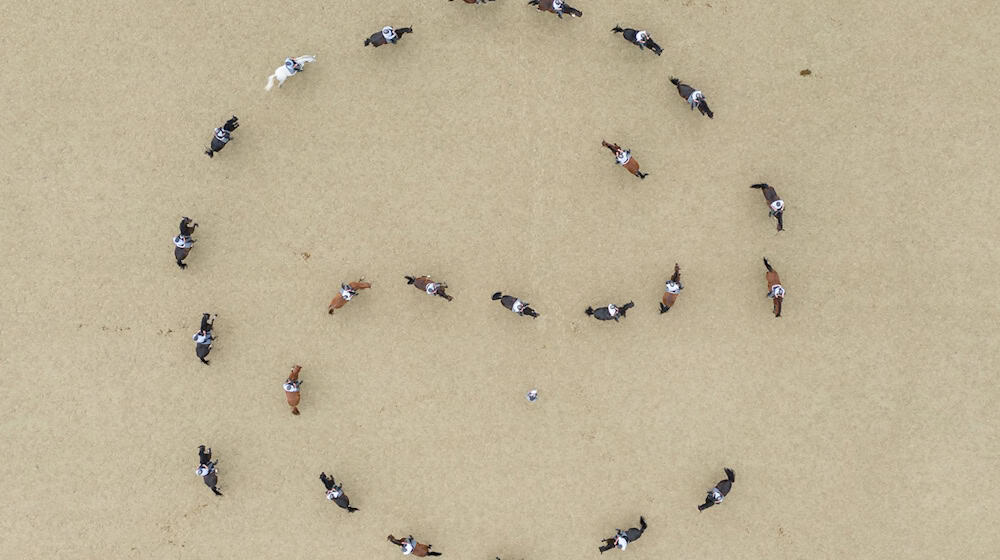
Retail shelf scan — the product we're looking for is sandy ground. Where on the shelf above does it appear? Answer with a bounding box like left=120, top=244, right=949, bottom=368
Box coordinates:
left=2, top=1, right=998, bottom=558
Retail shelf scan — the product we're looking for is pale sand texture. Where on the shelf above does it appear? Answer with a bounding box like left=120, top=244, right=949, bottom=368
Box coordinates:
left=1, top=1, right=998, bottom=558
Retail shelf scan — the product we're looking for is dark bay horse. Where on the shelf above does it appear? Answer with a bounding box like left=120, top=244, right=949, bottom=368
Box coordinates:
left=174, top=217, right=198, bottom=269
left=750, top=183, right=784, bottom=231
left=283, top=365, right=302, bottom=415
left=204, top=115, right=238, bottom=158
left=387, top=534, right=442, bottom=556
left=528, top=0, right=583, bottom=18
left=405, top=275, right=453, bottom=301
left=599, top=516, right=647, bottom=553
left=764, top=258, right=784, bottom=317
left=698, top=468, right=735, bottom=511
left=196, top=445, right=222, bottom=496
left=602, top=141, right=648, bottom=179
left=492, top=292, right=539, bottom=318
left=611, top=26, right=662, bottom=56
left=669, top=77, right=713, bottom=119
left=192, top=313, right=217, bottom=365
left=329, top=279, right=372, bottom=314
left=585, top=301, right=635, bottom=322
left=660, top=263, right=683, bottom=313
left=365, top=26, right=413, bottom=47
left=320, top=473, right=359, bottom=513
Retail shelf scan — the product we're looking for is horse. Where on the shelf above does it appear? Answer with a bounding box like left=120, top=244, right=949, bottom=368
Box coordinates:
left=450, top=0, right=496, bottom=3
left=329, top=279, right=372, bottom=314
left=750, top=183, right=784, bottom=231
left=204, top=115, right=238, bottom=158
left=192, top=313, right=217, bottom=365
left=660, top=263, right=683, bottom=313
left=264, top=55, right=316, bottom=91
left=174, top=217, right=198, bottom=269
left=492, top=292, right=539, bottom=318
left=387, top=535, right=442, bottom=557
left=528, top=0, right=583, bottom=18
left=763, top=258, right=784, bottom=317
left=585, top=301, right=635, bottom=322
left=196, top=445, right=222, bottom=496
left=283, top=365, right=302, bottom=415
left=610, top=26, right=663, bottom=56
left=598, top=516, right=647, bottom=553
left=602, top=141, right=648, bottom=179
left=365, top=26, right=414, bottom=47
left=698, top=468, right=735, bottom=511
left=320, top=473, right=359, bottom=512
left=669, top=77, right=713, bottom=119
left=405, top=276, right=453, bottom=301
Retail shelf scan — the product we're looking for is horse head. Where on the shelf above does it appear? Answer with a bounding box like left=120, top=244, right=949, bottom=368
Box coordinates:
left=698, top=97, right=714, bottom=119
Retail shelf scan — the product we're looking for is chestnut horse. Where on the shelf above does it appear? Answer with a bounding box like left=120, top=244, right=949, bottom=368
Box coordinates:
left=750, top=183, right=784, bottom=231
left=492, top=292, right=540, bottom=318
left=528, top=0, right=583, bottom=18
left=387, top=534, right=442, bottom=556
left=585, top=301, right=635, bottom=322
left=365, top=26, right=414, bottom=47
left=320, top=472, right=359, bottom=513
left=660, top=263, right=683, bottom=313
left=405, top=275, right=454, bottom=301
left=698, top=468, right=735, bottom=511
left=602, top=141, right=648, bottom=179
left=764, top=258, right=784, bottom=317
left=283, top=365, right=302, bottom=415
left=669, top=77, right=713, bottom=119
left=195, top=445, right=222, bottom=496
left=598, top=516, right=647, bottom=553
left=611, top=26, right=663, bottom=56
left=329, top=279, right=372, bottom=314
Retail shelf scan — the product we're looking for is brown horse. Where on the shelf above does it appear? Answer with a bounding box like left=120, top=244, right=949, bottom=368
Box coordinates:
left=283, top=365, right=302, bottom=415
left=660, top=263, right=683, bottom=313
left=750, top=183, right=784, bottom=231
left=405, top=275, right=453, bottom=301
left=387, top=535, right=442, bottom=556
left=492, top=292, right=540, bottom=318
left=365, top=26, right=414, bottom=47
left=669, top=77, right=713, bottom=119
left=764, top=258, right=784, bottom=317
left=528, top=0, right=583, bottom=18
left=601, top=141, right=647, bottom=179
left=328, top=279, right=372, bottom=314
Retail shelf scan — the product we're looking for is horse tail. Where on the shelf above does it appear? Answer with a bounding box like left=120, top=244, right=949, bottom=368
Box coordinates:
left=611, top=25, right=624, bottom=34
left=265, top=74, right=276, bottom=91
left=750, top=183, right=767, bottom=190
left=669, top=76, right=681, bottom=87
left=585, top=307, right=595, bottom=316
left=405, top=276, right=416, bottom=285
left=347, top=506, right=359, bottom=513
left=204, top=147, right=214, bottom=158
left=725, top=467, right=735, bottom=483
left=364, top=37, right=372, bottom=46
left=492, top=292, right=503, bottom=300
left=764, top=257, right=773, bottom=272
left=291, top=406, right=300, bottom=415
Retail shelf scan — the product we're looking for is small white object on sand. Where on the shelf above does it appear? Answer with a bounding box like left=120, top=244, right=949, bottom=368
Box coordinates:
left=526, top=389, right=538, bottom=402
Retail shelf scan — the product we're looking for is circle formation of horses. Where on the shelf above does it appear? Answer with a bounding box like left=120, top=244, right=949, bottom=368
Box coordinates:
left=186, top=2, right=784, bottom=557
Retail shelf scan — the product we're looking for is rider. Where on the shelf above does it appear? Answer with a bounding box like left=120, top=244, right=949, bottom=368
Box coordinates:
left=339, top=283, right=358, bottom=302
left=769, top=199, right=785, bottom=217
left=510, top=298, right=525, bottom=314
left=551, top=0, right=566, bottom=16
left=381, top=26, right=398, bottom=44
left=634, top=30, right=650, bottom=46
left=687, top=89, right=705, bottom=110
left=615, top=148, right=632, bottom=166
left=285, top=57, right=304, bottom=74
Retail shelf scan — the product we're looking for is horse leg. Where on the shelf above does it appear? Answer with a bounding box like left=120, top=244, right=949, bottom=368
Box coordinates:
left=598, top=539, right=615, bottom=553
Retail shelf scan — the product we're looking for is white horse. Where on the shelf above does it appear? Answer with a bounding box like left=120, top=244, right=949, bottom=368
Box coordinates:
left=264, top=55, right=316, bottom=91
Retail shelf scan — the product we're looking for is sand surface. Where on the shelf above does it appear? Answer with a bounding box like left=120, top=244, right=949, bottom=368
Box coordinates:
left=2, top=1, right=998, bottom=558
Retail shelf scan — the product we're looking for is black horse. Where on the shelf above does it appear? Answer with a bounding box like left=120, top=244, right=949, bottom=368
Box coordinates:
left=750, top=183, right=784, bottom=231
left=669, top=77, right=713, bottom=119
left=204, top=115, right=238, bottom=158
left=585, top=301, right=634, bottom=322
left=611, top=26, right=662, bottom=56
left=320, top=473, right=359, bottom=513
left=599, top=516, right=647, bottom=553
left=492, top=292, right=540, bottom=318
left=528, top=0, right=583, bottom=18
left=698, top=468, right=735, bottom=511
left=365, top=26, right=414, bottom=47
left=193, top=313, right=216, bottom=365
left=174, top=217, right=198, bottom=269
left=196, top=445, right=222, bottom=496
